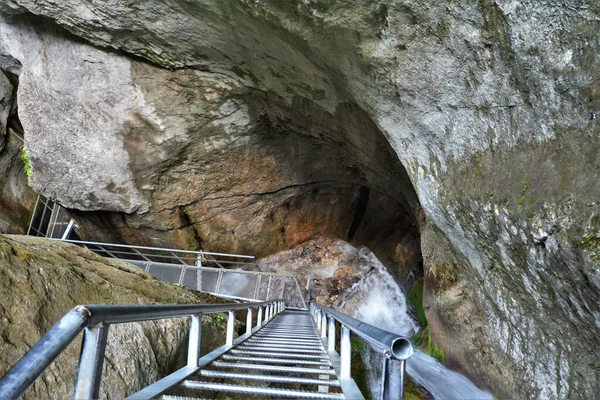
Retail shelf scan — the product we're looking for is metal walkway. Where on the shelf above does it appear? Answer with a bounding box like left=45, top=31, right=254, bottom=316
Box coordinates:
left=0, top=301, right=413, bottom=399
left=159, top=309, right=357, bottom=399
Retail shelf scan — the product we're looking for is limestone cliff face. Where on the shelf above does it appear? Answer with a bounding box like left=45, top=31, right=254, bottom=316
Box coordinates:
left=0, top=50, right=35, bottom=234
left=0, top=1, right=598, bottom=398
left=0, top=235, right=227, bottom=399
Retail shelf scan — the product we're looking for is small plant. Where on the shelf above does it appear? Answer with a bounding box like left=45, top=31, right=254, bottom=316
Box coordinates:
left=214, top=314, right=225, bottom=323
left=427, top=334, right=446, bottom=363
left=20, top=147, right=32, bottom=182
left=436, top=265, right=457, bottom=290
left=174, top=283, right=184, bottom=288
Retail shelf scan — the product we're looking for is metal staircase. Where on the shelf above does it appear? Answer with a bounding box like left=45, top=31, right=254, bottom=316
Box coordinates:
left=0, top=301, right=413, bottom=400
left=159, top=309, right=353, bottom=399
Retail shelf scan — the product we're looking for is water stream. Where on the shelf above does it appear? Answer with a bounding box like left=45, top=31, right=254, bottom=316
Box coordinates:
left=340, top=249, right=494, bottom=400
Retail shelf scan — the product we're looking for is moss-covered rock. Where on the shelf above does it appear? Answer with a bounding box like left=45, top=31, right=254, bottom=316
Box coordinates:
left=0, top=234, right=227, bottom=399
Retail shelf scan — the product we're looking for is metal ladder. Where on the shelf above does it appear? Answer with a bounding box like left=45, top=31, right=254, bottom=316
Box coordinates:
left=160, top=309, right=354, bottom=399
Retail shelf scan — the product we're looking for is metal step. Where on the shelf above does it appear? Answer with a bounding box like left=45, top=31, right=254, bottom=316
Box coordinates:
left=211, top=361, right=336, bottom=375
left=249, top=337, right=323, bottom=343
left=221, top=355, right=332, bottom=366
left=199, top=370, right=341, bottom=386
left=244, top=341, right=325, bottom=350
left=181, top=380, right=344, bottom=399
left=230, top=349, right=328, bottom=359
left=237, top=345, right=326, bottom=354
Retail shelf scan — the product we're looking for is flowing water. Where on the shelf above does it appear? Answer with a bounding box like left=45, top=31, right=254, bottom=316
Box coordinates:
left=340, top=248, right=494, bottom=400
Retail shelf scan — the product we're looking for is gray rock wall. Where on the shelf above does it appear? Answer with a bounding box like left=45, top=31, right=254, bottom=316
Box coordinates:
left=0, top=1, right=598, bottom=398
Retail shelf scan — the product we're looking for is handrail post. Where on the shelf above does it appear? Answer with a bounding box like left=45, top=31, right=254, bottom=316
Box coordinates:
left=73, top=324, right=110, bottom=399
left=328, top=316, right=336, bottom=351
left=340, top=325, right=351, bottom=380
left=320, top=311, right=327, bottom=338
left=226, top=311, right=235, bottom=346
left=246, top=308, right=253, bottom=335
left=382, top=357, right=406, bottom=400
left=257, top=307, right=263, bottom=328
left=316, top=309, right=321, bottom=328
left=263, top=305, right=269, bottom=324
left=187, top=314, right=202, bottom=368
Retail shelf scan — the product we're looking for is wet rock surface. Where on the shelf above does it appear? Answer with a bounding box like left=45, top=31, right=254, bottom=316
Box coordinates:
left=0, top=235, right=227, bottom=399
left=0, top=1, right=598, bottom=398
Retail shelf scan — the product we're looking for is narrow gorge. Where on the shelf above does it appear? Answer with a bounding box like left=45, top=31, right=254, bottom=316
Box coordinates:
left=0, top=1, right=598, bottom=399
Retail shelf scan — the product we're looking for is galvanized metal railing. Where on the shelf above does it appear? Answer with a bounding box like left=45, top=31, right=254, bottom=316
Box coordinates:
left=53, top=239, right=309, bottom=308
left=27, top=195, right=76, bottom=239
left=54, top=238, right=255, bottom=268
left=0, top=300, right=284, bottom=399
left=310, top=303, right=414, bottom=400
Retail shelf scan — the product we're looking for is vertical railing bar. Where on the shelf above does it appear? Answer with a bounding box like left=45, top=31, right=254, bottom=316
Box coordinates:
left=340, top=325, right=351, bottom=380
left=216, top=269, right=224, bottom=294
left=257, top=306, right=263, bottom=328
left=46, top=202, right=60, bottom=238
left=27, top=195, right=41, bottom=236
left=226, top=310, right=235, bottom=346
left=265, top=275, right=272, bottom=300
left=328, top=316, right=335, bottom=352
left=254, top=274, right=261, bottom=300
left=37, top=198, right=50, bottom=238
left=279, top=277, right=285, bottom=300
left=382, top=357, right=406, bottom=400
left=197, top=269, right=203, bottom=291
left=187, top=314, right=202, bottom=368
left=73, top=324, right=110, bottom=399
left=246, top=308, right=253, bottom=335
left=294, top=277, right=308, bottom=309
left=178, top=265, right=186, bottom=285
left=61, top=219, right=75, bottom=240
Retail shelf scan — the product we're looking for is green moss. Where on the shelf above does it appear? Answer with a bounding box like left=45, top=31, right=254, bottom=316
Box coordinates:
left=351, top=337, right=368, bottom=351
left=20, top=147, right=32, bottom=183
left=404, top=377, right=428, bottom=400
left=582, top=234, right=600, bottom=263
left=407, top=278, right=427, bottom=327
left=427, top=334, right=446, bottom=363
left=436, top=265, right=457, bottom=290
left=516, top=179, right=530, bottom=206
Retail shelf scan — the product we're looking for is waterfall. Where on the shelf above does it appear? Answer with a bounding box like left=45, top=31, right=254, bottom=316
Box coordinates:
left=340, top=248, right=494, bottom=400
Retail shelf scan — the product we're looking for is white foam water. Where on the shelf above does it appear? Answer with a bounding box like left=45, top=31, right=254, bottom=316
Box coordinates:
left=340, top=248, right=493, bottom=400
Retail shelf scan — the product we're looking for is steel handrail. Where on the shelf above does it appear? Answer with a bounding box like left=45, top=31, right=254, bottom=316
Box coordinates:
left=313, top=304, right=413, bottom=360
left=311, top=303, right=413, bottom=400
left=0, top=299, right=283, bottom=399
left=51, top=238, right=255, bottom=259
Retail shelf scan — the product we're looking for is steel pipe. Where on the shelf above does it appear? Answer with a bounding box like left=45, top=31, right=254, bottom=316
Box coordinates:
left=52, top=238, right=255, bottom=259
left=0, top=307, right=90, bottom=399
left=85, top=301, right=276, bottom=326
left=313, top=304, right=413, bottom=360
left=0, top=300, right=281, bottom=399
